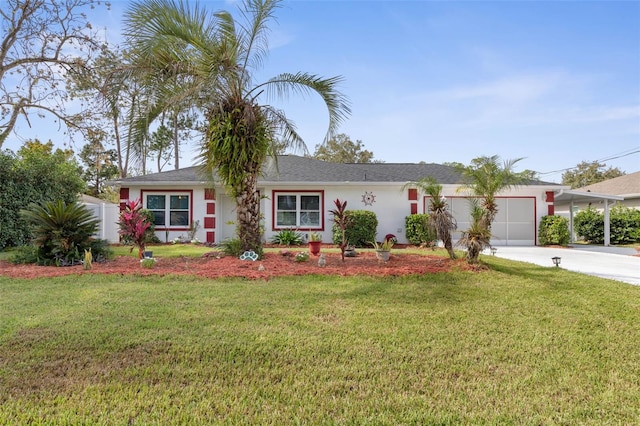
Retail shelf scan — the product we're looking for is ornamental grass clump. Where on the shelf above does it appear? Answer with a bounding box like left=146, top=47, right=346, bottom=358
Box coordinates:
left=118, top=199, right=152, bottom=259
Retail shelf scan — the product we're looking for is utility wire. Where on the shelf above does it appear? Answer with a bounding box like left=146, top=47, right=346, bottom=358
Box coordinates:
left=538, top=149, right=640, bottom=175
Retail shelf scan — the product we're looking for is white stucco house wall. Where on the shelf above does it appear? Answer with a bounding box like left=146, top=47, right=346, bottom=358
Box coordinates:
left=114, top=155, right=563, bottom=246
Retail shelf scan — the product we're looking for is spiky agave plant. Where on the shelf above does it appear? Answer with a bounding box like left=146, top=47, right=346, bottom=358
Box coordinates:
left=20, top=200, right=100, bottom=266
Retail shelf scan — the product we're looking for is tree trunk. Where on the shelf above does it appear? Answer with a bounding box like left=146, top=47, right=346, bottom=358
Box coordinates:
left=173, top=113, right=179, bottom=170
left=235, top=173, right=263, bottom=256
left=442, top=233, right=456, bottom=260
left=466, top=241, right=481, bottom=264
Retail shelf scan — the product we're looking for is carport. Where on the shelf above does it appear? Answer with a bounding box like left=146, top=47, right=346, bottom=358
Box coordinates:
left=554, top=189, right=624, bottom=246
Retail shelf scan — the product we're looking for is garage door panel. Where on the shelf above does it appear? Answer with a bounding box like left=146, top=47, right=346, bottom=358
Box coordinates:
left=445, top=196, right=535, bottom=246
left=494, top=199, right=508, bottom=221
left=507, top=223, right=534, bottom=241
left=507, top=199, right=532, bottom=221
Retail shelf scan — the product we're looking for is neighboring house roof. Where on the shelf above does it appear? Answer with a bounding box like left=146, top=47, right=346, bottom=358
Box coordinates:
left=115, top=155, right=558, bottom=186
left=80, top=194, right=115, bottom=204
left=577, top=171, right=640, bottom=197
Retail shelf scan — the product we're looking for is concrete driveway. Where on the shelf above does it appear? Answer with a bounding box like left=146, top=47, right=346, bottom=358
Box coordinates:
left=486, top=245, right=640, bottom=286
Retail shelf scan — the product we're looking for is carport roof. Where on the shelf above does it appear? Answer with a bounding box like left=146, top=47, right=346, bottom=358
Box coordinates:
left=554, top=189, right=624, bottom=203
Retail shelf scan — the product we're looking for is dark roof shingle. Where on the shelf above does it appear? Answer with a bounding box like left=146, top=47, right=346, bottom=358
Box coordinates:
left=117, top=155, right=556, bottom=186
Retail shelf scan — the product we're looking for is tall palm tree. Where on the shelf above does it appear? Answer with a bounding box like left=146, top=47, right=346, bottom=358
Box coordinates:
left=123, top=0, right=350, bottom=255
left=406, top=177, right=457, bottom=260
left=456, top=155, right=527, bottom=231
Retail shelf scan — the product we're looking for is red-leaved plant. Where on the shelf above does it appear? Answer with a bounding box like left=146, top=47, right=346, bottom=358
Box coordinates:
left=118, top=199, right=152, bottom=259
left=329, top=198, right=349, bottom=262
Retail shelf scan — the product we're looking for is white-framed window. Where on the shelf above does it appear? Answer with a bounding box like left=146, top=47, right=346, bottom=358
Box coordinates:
left=274, top=192, right=322, bottom=229
left=145, top=192, right=191, bottom=228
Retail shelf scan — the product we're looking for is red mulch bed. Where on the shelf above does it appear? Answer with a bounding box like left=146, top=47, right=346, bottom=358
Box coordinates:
left=0, top=250, right=472, bottom=280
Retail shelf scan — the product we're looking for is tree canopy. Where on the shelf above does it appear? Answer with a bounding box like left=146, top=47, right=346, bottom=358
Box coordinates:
left=0, top=0, right=108, bottom=148
left=0, top=140, right=86, bottom=249
left=311, top=134, right=377, bottom=163
left=561, top=161, right=625, bottom=189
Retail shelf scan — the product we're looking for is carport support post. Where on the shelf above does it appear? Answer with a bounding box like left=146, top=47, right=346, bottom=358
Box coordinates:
left=569, top=201, right=575, bottom=244
left=604, top=199, right=610, bottom=247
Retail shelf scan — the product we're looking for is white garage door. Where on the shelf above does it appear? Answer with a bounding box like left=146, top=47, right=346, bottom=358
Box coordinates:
left=447, top=197, right=536, bottom=246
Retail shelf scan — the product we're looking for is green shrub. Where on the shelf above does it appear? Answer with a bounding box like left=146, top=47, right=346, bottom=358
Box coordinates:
left=405, top=214, right=436, bottom=246
left=574, top=208, right=604, bottom=244
left=270, top=229, right=304, bottom=246
left=141, top=209, right=162, bottom=243
left=221, top=237, right=265, bottom=259
left=610, top=205, right=640, bottom=245
left=0, top=143, right=85, bottom=249
left=9, top=245, right=40, bottom=265
left=220, top=238, right=243, bottom=257
left=332, top=210, right=377, bottom=248
left=88, top=238, right=114, bottom=262
left=538, top=215, right=570, bottom=246
left=20, top=200, right=100, bottom=266
left=574, top=205, right=640, bottom=245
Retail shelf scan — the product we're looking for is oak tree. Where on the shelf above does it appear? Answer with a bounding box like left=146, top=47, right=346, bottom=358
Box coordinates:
left=0, top=0, right=109, bottom=148
left=562, top=161, right=625, bottom=189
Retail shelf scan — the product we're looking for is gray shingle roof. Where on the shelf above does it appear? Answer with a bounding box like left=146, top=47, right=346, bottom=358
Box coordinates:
left=578, top=171, right=640, bottom=196
left=116, top=155, right=556, bottom=186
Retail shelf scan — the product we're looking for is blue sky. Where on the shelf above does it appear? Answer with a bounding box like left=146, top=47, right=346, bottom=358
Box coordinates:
left=5, top=0, right=639, bottom=183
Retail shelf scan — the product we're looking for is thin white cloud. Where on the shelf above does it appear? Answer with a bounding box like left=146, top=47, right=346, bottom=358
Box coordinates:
left=436, top=72, right=568, bottom=104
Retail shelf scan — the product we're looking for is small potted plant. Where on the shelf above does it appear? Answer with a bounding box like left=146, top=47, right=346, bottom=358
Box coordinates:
left=308, top=231, right=322, bottom=256
left=372, top=238, right=394, bottom=262
left=344, top=244, right=357, bottom=257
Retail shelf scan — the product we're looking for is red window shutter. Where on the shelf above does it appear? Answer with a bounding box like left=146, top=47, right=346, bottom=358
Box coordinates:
left=408, top=188, right=418, bottom=201
left=206, top=202, right=215, bottom=215
left=204, top=217, right=215, bottom=229
left=545, top=191, right=555, bottom=203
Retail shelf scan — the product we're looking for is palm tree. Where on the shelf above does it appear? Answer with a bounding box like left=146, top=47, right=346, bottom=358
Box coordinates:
left=123, top=0, right=350, bottom=255
left=457, top=199, right=492, bottom=264
left=456, top=155, right=527, bottom=231
left=406, top=177, right=457, bottom=260
left=455, top=155, right=528, bottom=263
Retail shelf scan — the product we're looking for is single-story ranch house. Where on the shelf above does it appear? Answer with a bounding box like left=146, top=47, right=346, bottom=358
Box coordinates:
left=115, top=155, right=564, bottom=246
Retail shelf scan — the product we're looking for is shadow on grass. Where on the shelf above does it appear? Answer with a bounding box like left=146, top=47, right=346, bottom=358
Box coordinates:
left=340, top=272, right=472, bottom=306
left=482, top=256, right=584, bottom=289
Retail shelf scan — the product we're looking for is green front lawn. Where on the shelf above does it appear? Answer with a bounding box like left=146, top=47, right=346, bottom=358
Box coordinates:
left=1, top=257, right=639, bottom=424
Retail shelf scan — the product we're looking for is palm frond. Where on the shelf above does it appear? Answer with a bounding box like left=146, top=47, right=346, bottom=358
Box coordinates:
left=261, top=105, right=308, bottom=156
left=253, top=72, right=351, bottom=142
left=236, top=0, right=280, bottom=78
